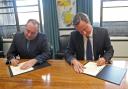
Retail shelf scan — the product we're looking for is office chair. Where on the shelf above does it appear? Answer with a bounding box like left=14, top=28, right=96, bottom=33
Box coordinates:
left=0, top=36, right=4, bottom=58
left=55, top=35, right=70, bottom=59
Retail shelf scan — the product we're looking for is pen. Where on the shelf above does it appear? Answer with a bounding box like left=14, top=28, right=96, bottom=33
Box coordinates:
left=15, top=55, right=20, bottom=66
left=16, top=55, right=20, bottom=60
left=83, top=67, right=86, bottom=69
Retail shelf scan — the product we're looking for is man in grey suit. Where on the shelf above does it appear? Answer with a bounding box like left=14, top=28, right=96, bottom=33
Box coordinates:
left=65, top=12, right=114, bottom=73
left=6, top=19, right=51, bottom=70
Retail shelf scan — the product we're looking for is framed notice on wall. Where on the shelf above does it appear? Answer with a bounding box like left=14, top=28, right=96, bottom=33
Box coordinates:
left=56, top=0, right=76, bottom=29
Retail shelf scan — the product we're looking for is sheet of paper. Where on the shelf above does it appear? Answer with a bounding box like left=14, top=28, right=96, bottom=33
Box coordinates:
left=83, top=62, right=105, bottom=76
left=10, top=62, right=34, bottom=76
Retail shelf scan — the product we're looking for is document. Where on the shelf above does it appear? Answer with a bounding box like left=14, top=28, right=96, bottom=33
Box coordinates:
left=82, top=62, right=127, bottom=85
left=10, top=62, right=34, bottom=76
left=83, top=62, right=105, bottom=76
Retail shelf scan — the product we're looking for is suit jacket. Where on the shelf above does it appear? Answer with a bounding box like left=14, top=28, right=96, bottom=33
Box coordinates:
left=65, top=27, right=114, bottom=64
left=6, top=32, right=51, bottom=64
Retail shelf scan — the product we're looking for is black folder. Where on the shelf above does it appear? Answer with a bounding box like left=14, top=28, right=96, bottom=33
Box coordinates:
left=83, top=62, right=127, bottom=85
left=96, top=65, right=127, bottom=85
left=9, top=61, right=51, bottom=77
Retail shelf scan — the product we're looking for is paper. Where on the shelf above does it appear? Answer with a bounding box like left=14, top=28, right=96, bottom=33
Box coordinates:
left=83, top=62, right=105, bottom=76
left=10, top=62, right=34, bottom=76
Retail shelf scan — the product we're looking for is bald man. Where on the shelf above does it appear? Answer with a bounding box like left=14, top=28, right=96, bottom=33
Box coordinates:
left=6, top=19, right=51, bottom=70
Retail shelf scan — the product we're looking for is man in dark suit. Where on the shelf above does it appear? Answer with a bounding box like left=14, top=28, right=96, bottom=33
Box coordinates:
left=6, top=19, right=51, bottom=70
left=65, top=12, right=114, bottom=73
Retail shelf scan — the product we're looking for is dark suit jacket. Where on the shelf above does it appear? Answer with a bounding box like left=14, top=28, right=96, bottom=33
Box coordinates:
left=6, top=32, right=51, bottom=64
left=65, top=27, right=114, bottom=64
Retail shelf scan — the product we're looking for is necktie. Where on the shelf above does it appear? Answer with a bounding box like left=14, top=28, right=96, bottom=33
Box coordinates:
left=86, top=37, right=93, bottom=60
left=27, top=41, right=30, bottom=51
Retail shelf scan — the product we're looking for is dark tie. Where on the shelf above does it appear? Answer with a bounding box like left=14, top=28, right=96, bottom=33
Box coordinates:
left=27, top=41, right=30, bottom=51
left=86, top=37, right=93, bottom=60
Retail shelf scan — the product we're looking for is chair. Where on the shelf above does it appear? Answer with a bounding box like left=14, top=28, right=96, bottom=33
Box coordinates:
left=0, top=36, right=4, bottom=58
left=55, top=35, right=70, bottom=59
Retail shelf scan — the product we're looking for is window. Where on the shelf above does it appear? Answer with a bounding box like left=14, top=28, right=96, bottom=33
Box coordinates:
left=16, top=0, right=39, bottom=25
left=93, top=0, right=128, bottom=36
left=0, top=0, right=16, bottom=38
left=0, top=0, right=44, bottom=38
left=93, top=0, right=101, bottom=27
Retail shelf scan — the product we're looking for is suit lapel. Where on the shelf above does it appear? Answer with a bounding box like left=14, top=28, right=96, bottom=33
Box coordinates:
left=93, top=28, right=97, bottom=60
left=77, top=32, right=84, bottom=58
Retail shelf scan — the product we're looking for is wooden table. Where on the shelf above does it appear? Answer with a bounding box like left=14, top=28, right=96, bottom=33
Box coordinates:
left=0, top=59, right=128, bottom=89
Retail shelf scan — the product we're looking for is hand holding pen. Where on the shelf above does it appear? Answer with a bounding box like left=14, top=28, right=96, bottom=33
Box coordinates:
left=10, top=55, right=20, bottom=66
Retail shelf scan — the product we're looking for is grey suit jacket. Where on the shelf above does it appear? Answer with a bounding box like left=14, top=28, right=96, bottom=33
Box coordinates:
left=65, top=27, right=114, bottom=64
left=6, top=32, right=51, bottom=64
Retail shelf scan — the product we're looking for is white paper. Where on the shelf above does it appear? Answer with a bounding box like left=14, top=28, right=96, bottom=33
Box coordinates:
left=83, top=62, right=105, bottom=76
left=10, top=62, right=34, bottom=76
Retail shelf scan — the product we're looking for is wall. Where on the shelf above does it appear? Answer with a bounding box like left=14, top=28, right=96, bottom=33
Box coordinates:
left=111, top=37, right=128, bottom=58
left=3, top=37, right=128, bottom=58
left=59, top=30, right=72, bottom=36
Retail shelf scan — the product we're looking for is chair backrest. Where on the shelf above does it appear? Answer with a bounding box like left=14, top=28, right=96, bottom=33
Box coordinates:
left=0, top=36, right=4, bottom=57
left=59, top=35, right=70, bottom=52
left=0, top=36, right=3, bottom=51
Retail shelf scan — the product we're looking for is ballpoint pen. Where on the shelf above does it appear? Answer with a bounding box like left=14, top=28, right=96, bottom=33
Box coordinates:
left=83, top=67, right=86, bottom=69
left=16, top=55, right=20, bottom=60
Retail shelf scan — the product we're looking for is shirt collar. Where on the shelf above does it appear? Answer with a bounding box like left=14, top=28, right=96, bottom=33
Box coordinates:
left=89, top=28, right=93, bottom=38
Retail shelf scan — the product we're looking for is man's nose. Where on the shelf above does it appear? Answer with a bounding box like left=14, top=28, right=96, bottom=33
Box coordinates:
left=27, top=33, right=32, bottom=37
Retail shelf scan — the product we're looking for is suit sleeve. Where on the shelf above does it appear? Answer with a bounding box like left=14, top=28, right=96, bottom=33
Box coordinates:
left=103, top=29, right=114, bottom=61
left=6, top=34, right=18, bottom=64
left=65, top=32, right=76, bottom=64
left=35, top=35, right=51, bottom=64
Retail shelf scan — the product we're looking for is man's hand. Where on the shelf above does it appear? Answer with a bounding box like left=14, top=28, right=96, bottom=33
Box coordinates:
left=10, top=58, right=20, bottom=66
left=20, top=59, right=37, bottom=70
left=71, top=58, right=84, bottom=73
left=96, top=57, right=106, bottom=66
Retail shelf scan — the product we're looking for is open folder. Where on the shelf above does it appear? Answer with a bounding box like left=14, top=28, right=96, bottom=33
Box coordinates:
left=8, top=61, right=51, bottom=77
left=83, top=62, right=127, bottom=85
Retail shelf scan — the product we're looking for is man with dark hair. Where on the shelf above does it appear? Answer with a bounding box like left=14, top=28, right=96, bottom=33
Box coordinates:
left=65, top=12, right=114, bottom=73
left=6, top=19, right=51, bottom=70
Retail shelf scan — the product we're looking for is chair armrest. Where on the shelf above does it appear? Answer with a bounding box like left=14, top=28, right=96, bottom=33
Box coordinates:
left=55, top=52, right=65, bottom=59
